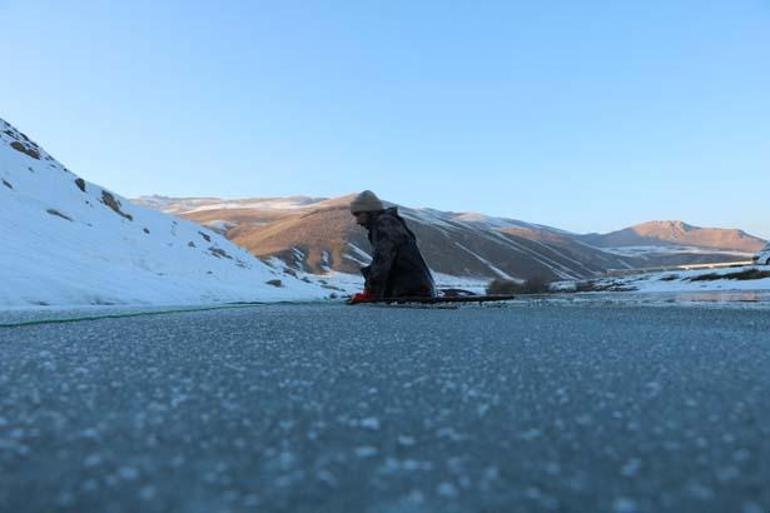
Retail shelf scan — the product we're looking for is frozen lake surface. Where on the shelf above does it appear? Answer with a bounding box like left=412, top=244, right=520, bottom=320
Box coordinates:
left=2, top=301, right=770, bottom=513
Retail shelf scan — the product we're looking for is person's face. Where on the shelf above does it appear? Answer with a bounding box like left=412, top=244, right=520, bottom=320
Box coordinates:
left=354, top=212, right=370, bottom=226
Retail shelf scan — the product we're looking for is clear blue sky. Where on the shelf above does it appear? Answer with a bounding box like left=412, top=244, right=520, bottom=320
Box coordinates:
left=2, top=0, right=769, bottom=237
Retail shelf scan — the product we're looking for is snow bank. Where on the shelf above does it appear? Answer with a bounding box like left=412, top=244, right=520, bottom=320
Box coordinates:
left=568, top=265, right=770, bottom=294
left=0, top=118, right=329, bottom=307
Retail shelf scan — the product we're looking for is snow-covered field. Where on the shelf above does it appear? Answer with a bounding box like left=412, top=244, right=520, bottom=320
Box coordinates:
left=0, top=119, right=330, bottom=307
left=602, top=245, right=754, bottom=258
left=557, top=265, right=770, bottom=294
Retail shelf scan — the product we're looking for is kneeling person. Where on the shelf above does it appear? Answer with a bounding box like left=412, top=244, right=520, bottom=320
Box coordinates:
left=349, top=190, right=435, bottom=303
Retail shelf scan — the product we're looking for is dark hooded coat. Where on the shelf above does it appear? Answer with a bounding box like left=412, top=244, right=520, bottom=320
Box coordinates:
left=361, top=207, right=435, bottom=299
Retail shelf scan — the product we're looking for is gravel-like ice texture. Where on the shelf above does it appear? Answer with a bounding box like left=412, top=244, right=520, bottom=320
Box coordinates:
left=2, top=303, right=770, bottom=513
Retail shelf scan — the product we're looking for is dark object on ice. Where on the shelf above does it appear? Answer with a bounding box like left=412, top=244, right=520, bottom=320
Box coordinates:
left=350, top=190, right=435, bottom=300
left=487, top=276, right=551, bottom=295
left=689, top=269, right=770, bottom=282
left=440, top=288, right=478, bottom=298
left=347, top=293, right=515, bottom=305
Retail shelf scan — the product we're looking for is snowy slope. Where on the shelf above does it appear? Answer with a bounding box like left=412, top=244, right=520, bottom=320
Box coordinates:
left=0, top=119, right=328, bottom=307
left=554, top=265, right=770, bottom=294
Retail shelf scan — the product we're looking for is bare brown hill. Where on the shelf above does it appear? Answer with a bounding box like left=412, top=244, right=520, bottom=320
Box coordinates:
left=580, top=220, right=765, bottom=253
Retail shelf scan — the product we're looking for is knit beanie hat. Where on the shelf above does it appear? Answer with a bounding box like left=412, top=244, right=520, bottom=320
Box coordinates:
left=350, top=190, right=384, bottom=214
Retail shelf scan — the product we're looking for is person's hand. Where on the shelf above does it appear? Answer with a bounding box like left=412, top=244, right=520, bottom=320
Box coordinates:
left=348, top=290, right=374, bottom=304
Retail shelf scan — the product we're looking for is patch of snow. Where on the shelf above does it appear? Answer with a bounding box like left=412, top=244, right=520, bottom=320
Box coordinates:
left=185, top=197, right=324, bottom=213
left=291, top=247, right=308, bottom=271
left=604, top=245, right=754, bottom=257
left=485, top=231, right=580, bottom=280
left=344, top=242, right=372, bottom=266
left=452, top=212, right=534, bottom=230
left=453, top=242, right=518, bottom=281
left=203, top=219, right=236, bottom=234
left=431, top=273, right=490, bottom=294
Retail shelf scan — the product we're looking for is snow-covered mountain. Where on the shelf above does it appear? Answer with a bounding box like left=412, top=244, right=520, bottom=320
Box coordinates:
left=134, top=194, right=635, bottom=281
left=137, top=195, right=326, bottom=216
left=0, top=118, right=330, bottom=307
left=135, top=195, right=765, bottom=283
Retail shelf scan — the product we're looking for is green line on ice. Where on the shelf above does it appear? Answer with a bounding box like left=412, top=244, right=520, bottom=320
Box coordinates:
left=0, top=301, right=315, bottom=329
